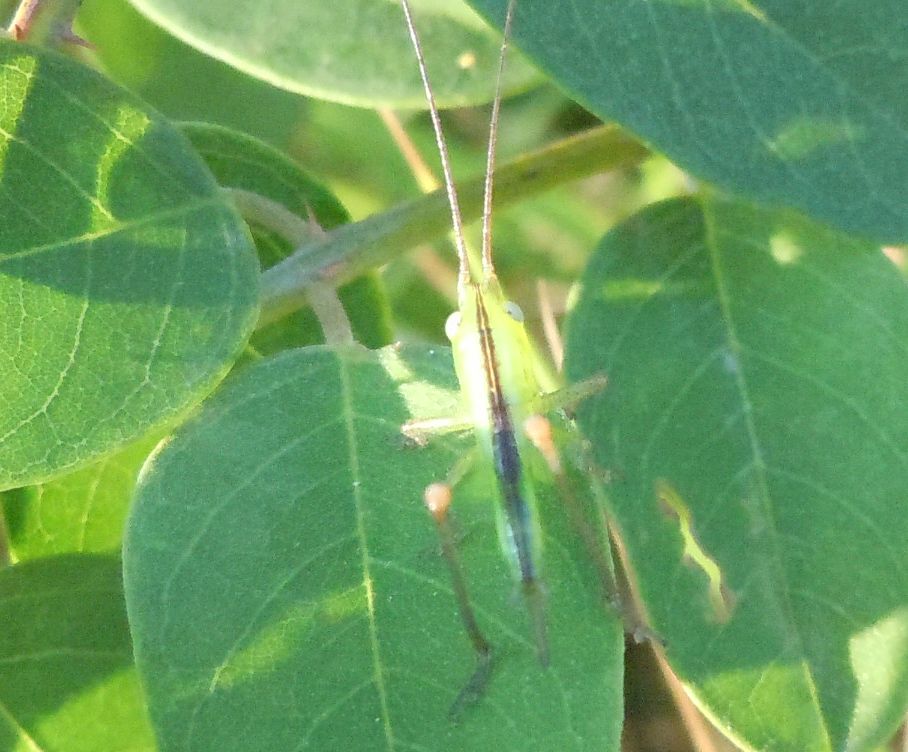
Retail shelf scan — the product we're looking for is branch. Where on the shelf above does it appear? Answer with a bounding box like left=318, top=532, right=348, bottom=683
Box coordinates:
left=257, top=124, right=648, bottom=330
left=7, top=0, right=87, bottom=46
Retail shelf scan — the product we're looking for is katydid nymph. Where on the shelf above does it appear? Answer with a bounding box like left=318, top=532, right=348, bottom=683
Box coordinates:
left=398, top=0, right=613, bottom=712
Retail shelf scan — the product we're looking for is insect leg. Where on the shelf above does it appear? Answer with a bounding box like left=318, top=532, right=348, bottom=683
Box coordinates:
left=423, top=480, right=494, bottom=721
left=401, top=414, right=473, bottom=447
left=533, top=373, right=608, bottom=416
left=523, top=414, right=622, bottom=611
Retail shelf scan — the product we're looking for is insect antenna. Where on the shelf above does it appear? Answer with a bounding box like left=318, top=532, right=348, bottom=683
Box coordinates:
left=480, top=0, right=516, bottom=280
left=399, top=0, right=473, bottom=286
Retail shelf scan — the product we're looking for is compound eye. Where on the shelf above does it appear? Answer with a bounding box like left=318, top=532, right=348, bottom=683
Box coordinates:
left=504, top=301, right=524, bottom=323
left=444, top=311, right=462, bottom=341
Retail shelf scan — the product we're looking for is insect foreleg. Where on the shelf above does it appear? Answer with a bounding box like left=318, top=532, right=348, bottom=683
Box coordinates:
left=401, top=414, right=474, bottom=447
left=533, top=373, right=608, bottom=416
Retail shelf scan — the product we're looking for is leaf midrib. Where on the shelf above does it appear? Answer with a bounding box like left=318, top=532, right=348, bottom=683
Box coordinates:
left=338, top=349, right=396, bottom=751
left=699, top=195, right=833, bottom=748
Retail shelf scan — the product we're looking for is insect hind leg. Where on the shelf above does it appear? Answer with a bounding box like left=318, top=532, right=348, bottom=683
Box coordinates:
left=423, top=482, right=496, bottom=721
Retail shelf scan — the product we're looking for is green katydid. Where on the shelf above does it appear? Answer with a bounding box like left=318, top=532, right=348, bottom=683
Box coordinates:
left=398, top=0, right=613, bottom=711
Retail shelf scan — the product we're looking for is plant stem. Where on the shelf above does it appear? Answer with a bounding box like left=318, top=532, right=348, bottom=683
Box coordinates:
left=227, top=188, right=356, bottom=345
left=228, top=188, right=313, bottom=244
left=7, top=0, right=84, bottom=45
left=257, top=124, right=647, bottom=329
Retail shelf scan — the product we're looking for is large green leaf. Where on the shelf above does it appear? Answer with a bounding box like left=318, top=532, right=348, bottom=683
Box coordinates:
left=126, top=0, right=537, bottom=107
left=565, top=197, right=908, bottom=751
left=125, top=345, right=623, bottom=751
left=470, top=0, right=908, bottom=243
left=0, top=554, right=155, bottom=751
left=0, top=42, right=259, bottom=490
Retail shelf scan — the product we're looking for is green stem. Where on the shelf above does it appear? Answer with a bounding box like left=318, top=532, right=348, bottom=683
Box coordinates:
left=7, top=0, right=83, bottom=45
left=228, top=188, right=312, bottom=244
left=226, top=188, right=356, bottom=345
left=257, top=124, right=647, bottom=330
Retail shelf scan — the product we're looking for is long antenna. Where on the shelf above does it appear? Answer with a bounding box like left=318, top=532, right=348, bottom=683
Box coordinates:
left=481, top=0, right=516, bottom=280
left=400, top=0, right=472, bottom=286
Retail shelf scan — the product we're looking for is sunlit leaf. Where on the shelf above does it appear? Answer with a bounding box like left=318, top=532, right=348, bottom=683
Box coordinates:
left=566, top=196, right=908, bottom=752
left=471, top=0, right=908, bottom=243
left=0, top=42, right=259, bottom=490
left=2, top=432, right=161, bottom=560
left=0, top=554, right=155, bottom=751
left=126, top=345, right=623, bottom=751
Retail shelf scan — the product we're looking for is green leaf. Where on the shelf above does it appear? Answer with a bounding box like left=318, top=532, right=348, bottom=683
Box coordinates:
left=469, top=0, right=908, bottom=243
left=126, top=0, right=538, bottom=107
left=0, top=42, right=259, bottom=490
left=125, top=345, right=623, bottom=751
left=564, top=197, right=908, bottom=752
left=0, top=554, right=155, bottom=751
left=181, top=122, right=393, bottom=351
left=78, top=0, right=306, bottom=148
left=2, top=432, right=161, bottom=560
